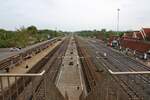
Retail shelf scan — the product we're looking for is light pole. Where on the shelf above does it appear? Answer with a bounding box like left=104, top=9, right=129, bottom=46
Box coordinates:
left=117, top=8, right=120, bottom=35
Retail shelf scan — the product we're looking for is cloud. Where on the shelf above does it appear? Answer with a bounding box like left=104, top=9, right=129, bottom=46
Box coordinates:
left=0, top=0, right=150, bottom=31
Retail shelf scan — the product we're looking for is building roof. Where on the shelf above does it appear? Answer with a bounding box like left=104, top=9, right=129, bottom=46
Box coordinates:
left=130, top=28, right=150, bottom=40
left=133, top=31, right=143, bottom=40
left=142, top=28, right=150, bottom=39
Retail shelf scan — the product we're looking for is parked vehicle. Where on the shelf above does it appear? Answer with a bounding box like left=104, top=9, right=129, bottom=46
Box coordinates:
left=9, top=47, right=21, bottom=52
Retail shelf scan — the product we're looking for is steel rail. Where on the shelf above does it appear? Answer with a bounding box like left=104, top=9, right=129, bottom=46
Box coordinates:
left=84, top=38, right=140, bottom=98
left=87, top=38, right=150, bottom=98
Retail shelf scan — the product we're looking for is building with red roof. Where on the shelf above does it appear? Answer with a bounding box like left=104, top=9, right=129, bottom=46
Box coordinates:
left=132, top=31, right=143, bottom=40
left=132, top=28, right=150, bottom=40
left=119, top=28, right=150, bottom=53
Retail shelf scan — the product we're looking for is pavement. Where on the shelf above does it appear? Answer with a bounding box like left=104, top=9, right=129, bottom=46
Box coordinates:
left=57, top=36, right=83, bottom=100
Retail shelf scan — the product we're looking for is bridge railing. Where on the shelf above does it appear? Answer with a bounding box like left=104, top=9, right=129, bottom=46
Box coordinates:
left=0, top=70, right=65, bottom=100
left=0, top=70, right=45, bottom=100
left=80, top=72, right=129, bottom=100
left=80, top=70, right=150, bottom=100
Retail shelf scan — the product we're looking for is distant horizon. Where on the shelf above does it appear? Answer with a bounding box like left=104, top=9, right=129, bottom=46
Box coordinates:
left=0, top=25, right=143, bottom=32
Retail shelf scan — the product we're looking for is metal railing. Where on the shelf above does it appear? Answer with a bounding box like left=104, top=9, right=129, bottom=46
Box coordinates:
left=0, top=69, right=66, bottom=100
left=80, top=69, right=150, bottom=100
left=0, top=70, right=46, bottom=100
left=109, top=69, right=150, bottom=75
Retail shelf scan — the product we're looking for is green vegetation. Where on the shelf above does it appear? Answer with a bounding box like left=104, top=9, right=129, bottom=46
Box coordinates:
left=76, top=30, right=100, bottom=37
left=0, top=26, right=64, bottom=48
left=76, top=29, right=124, bottom=40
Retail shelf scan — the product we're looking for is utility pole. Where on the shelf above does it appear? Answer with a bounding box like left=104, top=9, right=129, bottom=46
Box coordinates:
left=117, top=8, right=120, bottom=35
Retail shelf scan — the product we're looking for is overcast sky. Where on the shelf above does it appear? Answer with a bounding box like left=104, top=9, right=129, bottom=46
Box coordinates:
left=0, top=0, right=150, bottom=31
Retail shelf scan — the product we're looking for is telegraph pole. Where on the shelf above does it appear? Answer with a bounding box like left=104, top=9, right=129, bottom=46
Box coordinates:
left=117, top=8, right=120, bottom=35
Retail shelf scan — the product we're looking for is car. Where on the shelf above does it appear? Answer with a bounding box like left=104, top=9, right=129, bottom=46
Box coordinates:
left=10, top=47, right=21, bottom=52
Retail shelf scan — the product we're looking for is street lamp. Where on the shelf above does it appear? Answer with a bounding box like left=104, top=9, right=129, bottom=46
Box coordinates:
left=117, top=8, right=120, bottom=35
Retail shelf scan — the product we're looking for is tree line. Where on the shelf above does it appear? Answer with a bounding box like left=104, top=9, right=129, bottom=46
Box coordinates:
left=0, top=26, right=64, bottom=48
left=76, top=29, right=124, bottom=40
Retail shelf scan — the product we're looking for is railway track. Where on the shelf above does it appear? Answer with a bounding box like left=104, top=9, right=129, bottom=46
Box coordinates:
left=26, top=36, right=69, bottom=100
left=87, top=38, right=150, bottom=99
left=0, top=37, right=69, bottom=100
left=91, top=41, right=150, bottom=80
left=76, top=37, right=150, bottom=100
left=75, top=36, right=101, bottom=95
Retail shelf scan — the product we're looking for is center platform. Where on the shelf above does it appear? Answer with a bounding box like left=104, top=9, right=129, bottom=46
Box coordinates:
left=56, top=36, right=83, bottom=100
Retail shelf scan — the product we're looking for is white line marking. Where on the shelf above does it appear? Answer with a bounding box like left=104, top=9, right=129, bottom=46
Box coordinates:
left=56, top=65, right=63, bottom=85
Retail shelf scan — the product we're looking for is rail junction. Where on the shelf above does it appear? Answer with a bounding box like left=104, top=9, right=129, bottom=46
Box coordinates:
left=0, top=35, right=150, bottom=100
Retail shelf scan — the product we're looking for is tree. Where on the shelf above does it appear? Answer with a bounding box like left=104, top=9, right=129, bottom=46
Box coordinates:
left=27, top=26, right=38, bottom=35
left=16, top=27, right=29, bottom=47
left=101, top=29, right=106, bottom=33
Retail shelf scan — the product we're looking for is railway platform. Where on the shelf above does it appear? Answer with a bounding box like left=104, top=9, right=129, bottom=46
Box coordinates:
left=0, top=37, right=67, bottom=100
left=0, top=38, right=65, bottom=93
left=56, top=36, right=83, bottom=100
